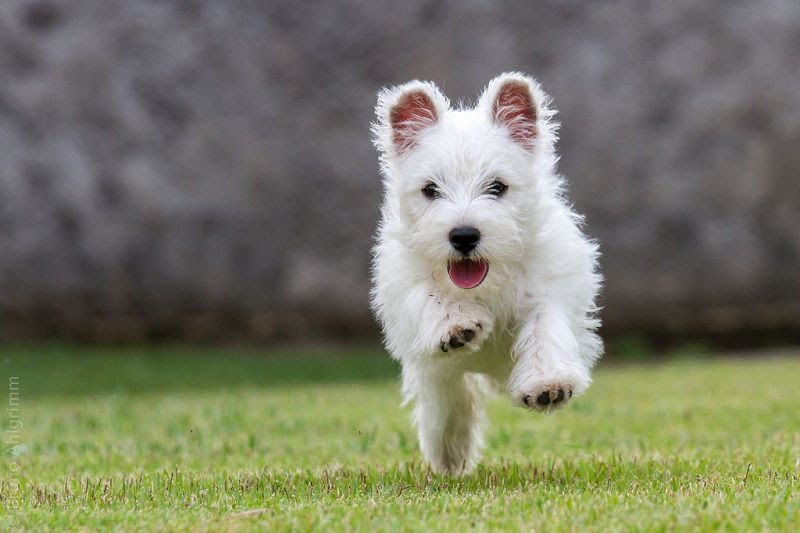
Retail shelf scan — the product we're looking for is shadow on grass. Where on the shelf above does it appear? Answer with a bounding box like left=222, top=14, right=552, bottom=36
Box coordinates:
left=0, top=343, right=399, bottom=398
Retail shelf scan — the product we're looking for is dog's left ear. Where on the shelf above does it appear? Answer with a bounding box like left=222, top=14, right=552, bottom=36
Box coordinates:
left=373, top=81, right=449, bottom=158
left=480, top=73, right=543, bottom=151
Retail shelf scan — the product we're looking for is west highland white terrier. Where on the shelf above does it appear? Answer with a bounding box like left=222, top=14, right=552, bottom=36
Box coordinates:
left=371, top=72, right=602, bottom=474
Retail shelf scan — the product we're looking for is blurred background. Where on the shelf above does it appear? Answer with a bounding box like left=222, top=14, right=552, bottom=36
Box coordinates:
left=0, top=0, right=798, bottom=350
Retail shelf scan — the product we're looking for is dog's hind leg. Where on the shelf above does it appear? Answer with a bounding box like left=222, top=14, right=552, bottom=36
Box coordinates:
left=404, top=364, right=485, bottom=474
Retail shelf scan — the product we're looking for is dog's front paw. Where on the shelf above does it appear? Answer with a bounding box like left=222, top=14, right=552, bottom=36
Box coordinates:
left=510, top=368, right=590, bottom=412
left=522, top=383, right=573, bottom=410
left=435, top=301, right=493, bottom=354
left=439, top=321, right=484, bottom=353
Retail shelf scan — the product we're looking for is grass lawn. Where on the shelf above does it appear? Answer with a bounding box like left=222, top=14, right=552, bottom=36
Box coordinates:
left=1, top=344, right=799, bottom=530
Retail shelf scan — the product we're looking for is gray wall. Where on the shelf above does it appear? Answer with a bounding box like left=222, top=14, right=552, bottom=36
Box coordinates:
left=1, top=1, right=798, bottom=341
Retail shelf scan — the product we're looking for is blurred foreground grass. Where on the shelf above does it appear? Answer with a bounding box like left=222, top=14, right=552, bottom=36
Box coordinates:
left=1, top=345, right=798, bottom=530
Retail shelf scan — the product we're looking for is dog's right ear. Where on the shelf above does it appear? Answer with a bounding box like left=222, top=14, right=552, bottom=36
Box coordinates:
left=372, top=81, right=449, bottom=158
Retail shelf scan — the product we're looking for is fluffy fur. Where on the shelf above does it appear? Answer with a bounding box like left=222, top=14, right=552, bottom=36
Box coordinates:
left=370, top=73, right=602, bottom=474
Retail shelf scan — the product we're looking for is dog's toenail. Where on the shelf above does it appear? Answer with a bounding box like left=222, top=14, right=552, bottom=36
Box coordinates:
left=461, top=329, right=475, bottom=342
left=523, top=395, right=532, bottom=406
left=449, top=337, right=464, bottom=349
left=568, top=390, right=573, bottom=398
left=439, top=341, right=448, bottom=352
left=536, top=391, right=551, bottom=405
left=553, top=388, right=565, bottom=403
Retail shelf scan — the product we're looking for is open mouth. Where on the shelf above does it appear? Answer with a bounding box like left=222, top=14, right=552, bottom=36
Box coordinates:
left=447, top=258, right=489, bottom=289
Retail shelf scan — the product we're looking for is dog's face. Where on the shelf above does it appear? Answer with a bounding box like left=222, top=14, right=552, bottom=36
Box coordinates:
left=373, top=73, right=558, bottom=289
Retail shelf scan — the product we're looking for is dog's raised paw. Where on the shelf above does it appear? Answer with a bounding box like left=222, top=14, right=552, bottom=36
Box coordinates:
left=516, top=378, right=584, bottom=412
left=439, top=322, right=482, bottom=353
left=508, top=366, right=590, bottom=412
left=523, top=385, right=573, bottom=408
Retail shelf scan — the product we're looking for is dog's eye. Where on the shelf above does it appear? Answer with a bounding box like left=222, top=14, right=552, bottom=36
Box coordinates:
left=421, top=183, right=440, bottom=199
left=486, top=180, right=508, bottom=196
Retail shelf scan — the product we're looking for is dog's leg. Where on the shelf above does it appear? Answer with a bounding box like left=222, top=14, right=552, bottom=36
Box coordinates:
left=404, top=364, right=485, bottom=474
left=381, top=284, right=493, bottom=473
left=378, top=280, right=495, bottom=360
left=507, top=304, right=592, bottom=411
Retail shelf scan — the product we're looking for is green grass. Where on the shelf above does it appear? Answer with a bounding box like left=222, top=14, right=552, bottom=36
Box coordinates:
left=1, top=344, right=799, bottom=530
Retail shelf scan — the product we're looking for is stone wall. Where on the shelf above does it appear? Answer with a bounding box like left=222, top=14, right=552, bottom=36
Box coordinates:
left=1, top=1, right=798, bottom=341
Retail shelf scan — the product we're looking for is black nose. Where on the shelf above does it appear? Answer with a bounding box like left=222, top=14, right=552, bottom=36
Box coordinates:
left=449, top=226, right=480, bottom=254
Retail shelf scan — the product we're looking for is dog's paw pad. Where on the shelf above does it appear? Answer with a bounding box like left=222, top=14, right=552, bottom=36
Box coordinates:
left=439, top=323, right=482, bottom=353
left=461, top=328, right=475, bottom=343
left=522, top=385, right=574, bottom=410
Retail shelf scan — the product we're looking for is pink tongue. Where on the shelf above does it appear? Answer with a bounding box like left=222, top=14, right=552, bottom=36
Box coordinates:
left=448, top=259, right=489, bottom=289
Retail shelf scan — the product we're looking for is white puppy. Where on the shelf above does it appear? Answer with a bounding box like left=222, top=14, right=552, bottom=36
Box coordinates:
left=371, top=73, right=602, bottom=474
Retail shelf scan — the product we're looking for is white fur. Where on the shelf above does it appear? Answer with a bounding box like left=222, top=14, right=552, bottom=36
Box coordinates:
left=370, top=73, right=602, bottom=474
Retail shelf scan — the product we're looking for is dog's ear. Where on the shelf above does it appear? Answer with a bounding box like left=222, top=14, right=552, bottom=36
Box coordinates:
left=373, top=81, right=449, bottom=157
left=480, top=73, right=545, bottom=151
